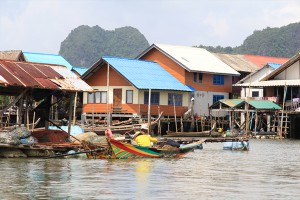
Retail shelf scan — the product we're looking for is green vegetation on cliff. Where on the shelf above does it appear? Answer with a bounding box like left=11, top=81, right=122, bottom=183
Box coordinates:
left=197, top=22, right=300, bottom=58
left=59, top=25, right=149, bottom=67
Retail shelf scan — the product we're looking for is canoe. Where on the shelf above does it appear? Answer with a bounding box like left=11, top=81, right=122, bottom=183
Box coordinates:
left=223, top=140, right=249, bottom=151
left=82, top=138, right=201, bottom=159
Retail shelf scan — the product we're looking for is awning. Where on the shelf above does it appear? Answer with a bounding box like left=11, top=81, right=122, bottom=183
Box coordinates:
left=233, top=79, right=300, bottom=87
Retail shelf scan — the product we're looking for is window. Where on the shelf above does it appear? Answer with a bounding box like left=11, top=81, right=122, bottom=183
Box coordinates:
left=168, top=93, right=183, bottom=106
left=198, top=73, right=203, bottom=83
left=252, top=91, right=259, bottom=97
left=144, top=91, right=160, bottom=105
left=88, top=92, right=94, bottom=103
left=213, top=95, right=224, bottom=103
left=193, top=72, right=197, bottom=82
left=126, top=90, right=133, bottom=104
left=87, top=91, right=107, bottom=103
left=213, top=75, right=224, bottom=85
left=95, top=91, right=100, bottom=103
left=100, top=91, right=107, bottom=103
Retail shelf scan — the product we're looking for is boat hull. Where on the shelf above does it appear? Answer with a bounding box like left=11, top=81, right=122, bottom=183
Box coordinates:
left=223, top=141, right=249, bottom=151
left=83, top=139, right=199, bottom=159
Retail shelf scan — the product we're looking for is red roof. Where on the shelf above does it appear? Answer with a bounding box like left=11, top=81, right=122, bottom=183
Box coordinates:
left=244, top=54, right=289, bottom=68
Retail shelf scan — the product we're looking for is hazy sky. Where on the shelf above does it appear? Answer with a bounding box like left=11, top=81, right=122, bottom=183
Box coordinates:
left=1, top=0, right=300, bottom=54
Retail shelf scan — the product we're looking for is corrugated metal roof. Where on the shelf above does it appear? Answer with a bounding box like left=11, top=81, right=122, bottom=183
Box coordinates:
left=214, top=53, right=259, bottom=72
left=72, top=66, right=89, bottom=76
left=102, top=56, right=192, bottom=91
left=210, top=99, right=281, bottom=110
left=267, top=62, right=281, bottom=69
left=221, top=99, right=244, bottom=107
left=0, top=50, right=24, bottom=61
left=248, top=100, right=281, bottom=110
left=235, top=100, right=281, bottom=110
left=234, top=79, right=300, bottom=87
left=0, top=59, right=93, bottom=92
left=244, top=54, right=289, bottom=67
left=139, top=44, right=240, bottom=76
left=23, top=52, right=73, bottom=71
left=210, top=99, right=244, bottom=109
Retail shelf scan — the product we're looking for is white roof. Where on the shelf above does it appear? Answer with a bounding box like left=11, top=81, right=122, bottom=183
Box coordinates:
left=234, top=79, right=300, bottom=87
left=154, top=44, right=240, bottom=76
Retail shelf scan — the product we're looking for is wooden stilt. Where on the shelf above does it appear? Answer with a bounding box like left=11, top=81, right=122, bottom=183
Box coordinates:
left=180, top=117, right=183, bottom=133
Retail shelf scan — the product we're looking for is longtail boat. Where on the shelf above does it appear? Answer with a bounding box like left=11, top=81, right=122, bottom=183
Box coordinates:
left=82, top=138, right=201, bottom=159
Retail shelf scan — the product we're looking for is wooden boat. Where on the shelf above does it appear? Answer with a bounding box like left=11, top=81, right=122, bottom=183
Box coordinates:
left=223, top=140, right=249, bottom=151
left=82, top=138, right=201, bottom=159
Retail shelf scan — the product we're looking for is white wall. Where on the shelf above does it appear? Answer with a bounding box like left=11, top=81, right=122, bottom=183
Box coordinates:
left=83, top=86, right=138, bottom=104
left=240, top=66, right=275, bottom=99
left=275, top=61, right=300, bottom=80
left=241, top=88, right=264, bottom=98
left=193, top=91, right=229, bottom=116
left=138, top=90, right=190, bottom=106
left=84, top=87, right=190, bottom=107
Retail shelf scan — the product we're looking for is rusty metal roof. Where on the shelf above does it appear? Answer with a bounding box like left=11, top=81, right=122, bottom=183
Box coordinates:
left=0, top=59, right=93, bottom=92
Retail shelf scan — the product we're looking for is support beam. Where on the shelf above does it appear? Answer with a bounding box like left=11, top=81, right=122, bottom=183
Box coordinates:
left=68, top=93, right=74, bottom=137
left=0, top=88, right=29, bottom=116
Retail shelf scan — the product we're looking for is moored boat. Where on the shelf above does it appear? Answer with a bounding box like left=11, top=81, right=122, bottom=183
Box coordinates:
left=223, top=140, right=249, bottom=151
left=83, top=138, right=201, bottom=159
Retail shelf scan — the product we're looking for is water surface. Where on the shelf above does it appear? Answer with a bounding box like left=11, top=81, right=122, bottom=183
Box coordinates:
left=0, top=139, right=299, bottom=199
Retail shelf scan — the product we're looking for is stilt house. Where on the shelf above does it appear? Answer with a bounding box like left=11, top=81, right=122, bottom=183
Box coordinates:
left=81, top=56, right=193, bottom=119
left=137, top=43, right=240, bottom=116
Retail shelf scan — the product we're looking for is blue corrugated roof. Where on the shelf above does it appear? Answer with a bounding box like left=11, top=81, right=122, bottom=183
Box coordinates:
left=186, top=85, right=195, bottom=91
left=267, top=62, right=281, bottom=69
left=102, top=56, right=192, bottom=91
left=23, top=52, right=73, bottom=70
left=72, top=66, right=89, bottom=76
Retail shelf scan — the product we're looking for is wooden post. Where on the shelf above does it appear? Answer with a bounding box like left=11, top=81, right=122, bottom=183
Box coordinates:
left=92, top=105, right=94, bottom=126
left=25, top=94, right=29, bottom=129
left=280, top=83, right=287, bottom=139
left=209, top=104, right=212, bottom=130
left=267, top=115, right=270, bottom=132
left=51, top=95, right=54, bottom=121
left=68, top=93, right=74, bottom=137
left=173, top=95, right=177, bottom=133
left=245, top=101, right=250, bottom=135
left=190, top=97, right=195, bottom=131
left=229, top=111, right=232, bottom=130
left=158, top=106, right=161, bottom=137
left=17, top=96, right=23, bottom=126
left=180, top=116, right=183, bottom=133
left=167, top=115, right=170, bottom=133
left=106, top=63, right=110, bottom=127
left=201, top=117, right=204, bottom=132
left=254, top=111, right=258, bottom=134
left=148, top=89, right=151, bottom=135
left=72, top=92, right=78, bottom=125
left=32, top=102, right=36, bottom=131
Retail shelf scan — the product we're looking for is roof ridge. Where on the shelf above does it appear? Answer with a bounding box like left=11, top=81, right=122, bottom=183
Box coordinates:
left=103, top=56, right=157, bottom=64
left=23, top=52, right=61, bottom=56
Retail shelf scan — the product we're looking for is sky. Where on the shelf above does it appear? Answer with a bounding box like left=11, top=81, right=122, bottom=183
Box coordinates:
left=1, top=0, right=300, bottom=54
